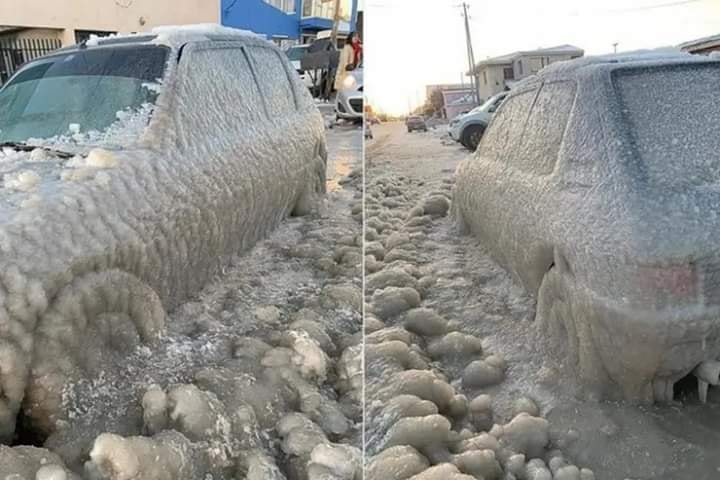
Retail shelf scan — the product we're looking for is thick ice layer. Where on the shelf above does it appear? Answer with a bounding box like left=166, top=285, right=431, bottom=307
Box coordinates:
left=454, top=54, right=720, bottom=402
left=0, top=32, right=326, bottom=440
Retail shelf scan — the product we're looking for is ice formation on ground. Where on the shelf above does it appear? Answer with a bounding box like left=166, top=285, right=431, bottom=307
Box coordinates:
left=0, top=124, right=362, bottom=478
left=364, top=132, right=594, bottom=480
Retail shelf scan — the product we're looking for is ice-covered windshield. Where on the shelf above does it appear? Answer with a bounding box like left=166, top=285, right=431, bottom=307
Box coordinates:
left=0, top=45, right=169, bottom=145
left=614, top=63, right=720, bottom=188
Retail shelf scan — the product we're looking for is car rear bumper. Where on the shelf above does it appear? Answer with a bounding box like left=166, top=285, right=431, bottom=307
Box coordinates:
left=574, top=286, right=720, bottom=402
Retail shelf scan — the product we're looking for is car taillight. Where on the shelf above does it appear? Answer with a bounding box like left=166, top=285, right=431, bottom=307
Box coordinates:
left=636, top=264, right=698, bottom=306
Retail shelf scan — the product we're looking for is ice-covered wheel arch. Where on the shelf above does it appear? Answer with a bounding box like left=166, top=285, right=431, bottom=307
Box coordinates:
left=25, top=270, right=166, bottom=436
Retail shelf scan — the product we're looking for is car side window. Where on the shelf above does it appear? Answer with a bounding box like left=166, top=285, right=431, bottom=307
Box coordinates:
left=515, top=81, right=576, bottom=175
left=247, top=46, right=298, bottom=116
left=478, top=89, right=535, bottom=161
left=177, top=46, right=265, bottom=141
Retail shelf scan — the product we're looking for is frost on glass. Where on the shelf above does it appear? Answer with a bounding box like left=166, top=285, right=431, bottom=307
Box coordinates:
left=454, top=54, right=720, bottom=403
left=0, top=28, right=327, bottom=445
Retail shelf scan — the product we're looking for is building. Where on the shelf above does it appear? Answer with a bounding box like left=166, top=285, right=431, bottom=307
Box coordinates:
left=425, top=84, right=476, bottom=119
left=680, top=33, right=720, bottom=54
left=0, top=0, right=217, bottom=46
left=470, top=45, right=584, bottom=100
left=222, top=0, right=360, bottom=47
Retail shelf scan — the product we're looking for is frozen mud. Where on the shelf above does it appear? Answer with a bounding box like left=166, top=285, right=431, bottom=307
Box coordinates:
left=0, top=126, right=362, bottom=479
left=363, top=122, right=720, bottom=480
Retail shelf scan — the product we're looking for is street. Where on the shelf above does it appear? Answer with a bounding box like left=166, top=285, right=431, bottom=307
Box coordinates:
left=365, top=121, right=720, bottom=480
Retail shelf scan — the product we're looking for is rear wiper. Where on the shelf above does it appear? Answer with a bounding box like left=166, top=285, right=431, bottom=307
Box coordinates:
left=0, top=141, right=74, bottom=159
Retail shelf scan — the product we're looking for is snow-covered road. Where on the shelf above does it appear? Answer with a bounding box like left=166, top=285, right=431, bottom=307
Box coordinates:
left=363, top=121, right=720, bottom=480
left=0, top=124, right=364, bottom=479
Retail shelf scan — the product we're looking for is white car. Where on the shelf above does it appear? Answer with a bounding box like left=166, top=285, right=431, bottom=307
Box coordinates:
left=449, top=92, right=507, bottom=150
left=336, top=64, right=363, bottom=122
left=285, top=44, right=314, bottom=89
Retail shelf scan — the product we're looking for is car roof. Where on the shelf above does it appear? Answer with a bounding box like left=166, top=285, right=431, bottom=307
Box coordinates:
left=55, top=23, right=268, bottom=53
left=529, top=49, right=720, bottom=84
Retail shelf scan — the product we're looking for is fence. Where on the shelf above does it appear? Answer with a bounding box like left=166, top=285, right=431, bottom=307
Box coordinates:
left=0, top=37, right=62, bottom=85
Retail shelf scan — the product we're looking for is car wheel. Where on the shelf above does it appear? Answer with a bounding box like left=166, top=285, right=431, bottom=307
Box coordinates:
left=407, top=128, right=412, bottom=133
left=27, top=270, right=166, bottom=436
left=461, top=124, right=486, bottom=151
left=536, top=266, right=607, bottom=399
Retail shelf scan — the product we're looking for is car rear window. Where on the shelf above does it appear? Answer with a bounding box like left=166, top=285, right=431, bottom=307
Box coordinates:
left=614, top=63, right=720, bottom=189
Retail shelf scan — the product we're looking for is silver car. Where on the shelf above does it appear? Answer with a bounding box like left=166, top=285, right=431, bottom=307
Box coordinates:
left=455, top=53, right=720, bottom=404
left=336, top=65, right=364, bottom=122
left=0, top=26, right=326, bottom=440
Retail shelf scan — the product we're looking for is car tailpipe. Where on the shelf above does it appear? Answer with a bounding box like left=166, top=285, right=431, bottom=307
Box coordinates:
left=693, top=360, right=720, bottom=403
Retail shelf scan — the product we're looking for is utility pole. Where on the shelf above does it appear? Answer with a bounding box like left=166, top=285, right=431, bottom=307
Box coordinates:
left=612, top=42, right=619, bottom=53
left=325, top=0, right=343, bottom=100
left=461, top=2, right=480, bottom=104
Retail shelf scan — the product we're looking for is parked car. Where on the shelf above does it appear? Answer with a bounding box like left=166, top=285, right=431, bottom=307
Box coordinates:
left=449, top=92, right=507, bottom=150
left=336, top=63, right=363, bottom=122
left=285, top=44, right=314, bottom=90
left=454, top=53, right=720, bottom=404
left=406, top=115, right=427, bottom=132
left=0, top=25, right=326, bottom=440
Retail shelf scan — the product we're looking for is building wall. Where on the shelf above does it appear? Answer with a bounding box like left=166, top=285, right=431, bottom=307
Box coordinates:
left=477, top=65, right=507, bottom=100
left=222, top=0, right=301, bottom=42
left=0, top=0, right=218, bottom=46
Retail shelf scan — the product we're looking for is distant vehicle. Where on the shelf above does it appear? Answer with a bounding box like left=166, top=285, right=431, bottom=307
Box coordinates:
left=449, top=92, right=507, bottom=150
left=0, top=25, right=327, bottom=439
left=285, top=44, right=314, bottom=89
left=406, top=115, right=427, bottom=132
left=455, top=53, right=720, bottom=404
left=336, top=63, right=363, bottom=123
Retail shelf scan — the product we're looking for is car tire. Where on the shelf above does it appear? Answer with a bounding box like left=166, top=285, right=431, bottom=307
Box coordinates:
left=461, top=124, right=486, bottom=151
left=27, top=270, right=166, bottom=435
left=536, top=265, right=607, bottom=399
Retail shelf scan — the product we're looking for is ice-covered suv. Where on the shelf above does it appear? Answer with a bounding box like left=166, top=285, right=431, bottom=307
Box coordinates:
left=454, top=53, right=720, bottom=404
left=0, top=24, right=326, bottom=439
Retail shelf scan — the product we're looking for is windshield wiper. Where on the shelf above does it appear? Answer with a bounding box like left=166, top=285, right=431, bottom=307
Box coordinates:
left=0, top=141, right=74, bottom=159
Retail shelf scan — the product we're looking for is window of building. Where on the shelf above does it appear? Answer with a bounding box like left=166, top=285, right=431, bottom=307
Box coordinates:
left=264, top=0, right=295, bottom=13
left=518, top=60, right=523, bottom=75
left=248, top=46, right=297, bottom=115
left=483, top=70, right=487, bottom=85
left=303, top=0, right=351, bottom=21
left=503, top=67, right=514, bottom=80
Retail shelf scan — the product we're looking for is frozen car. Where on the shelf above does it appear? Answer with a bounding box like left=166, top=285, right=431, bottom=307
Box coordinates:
left=0, top=25, right=326, bottom=440
left=449, top=91, right=506, bottom=151
left=336, top=64, right=363, bottom=122
left=454, top=53, right=720, bottom=403
left=406, top=116, right=427, bottom=133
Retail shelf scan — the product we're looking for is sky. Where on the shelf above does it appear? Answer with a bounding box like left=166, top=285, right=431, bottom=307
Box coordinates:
left=364, top=0, right=720, bottom=115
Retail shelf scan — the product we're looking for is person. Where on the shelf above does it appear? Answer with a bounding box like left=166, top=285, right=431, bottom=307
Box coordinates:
left=334, top=31, right=362, bottom=91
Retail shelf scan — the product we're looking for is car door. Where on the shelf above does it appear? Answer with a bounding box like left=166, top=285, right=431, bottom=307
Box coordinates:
left=493, top=80, right=577, bottom=290
left=245, top=45, right=319, bottom=221
left=460, top=86, right=537, bottom=270
left=172, top=41, right=276, bottom=291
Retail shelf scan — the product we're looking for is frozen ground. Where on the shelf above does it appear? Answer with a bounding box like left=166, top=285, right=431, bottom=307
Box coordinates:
left=0, top=124, right=363, bottom=479
left=364, top=121, right=720, bottom=480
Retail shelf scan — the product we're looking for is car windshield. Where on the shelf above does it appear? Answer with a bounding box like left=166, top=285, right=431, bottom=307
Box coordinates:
left=0, top=45, right=169, bottom=145
left=614, top=63, right=720, bottom=189
left=285, top=46, right=308, bottom=61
